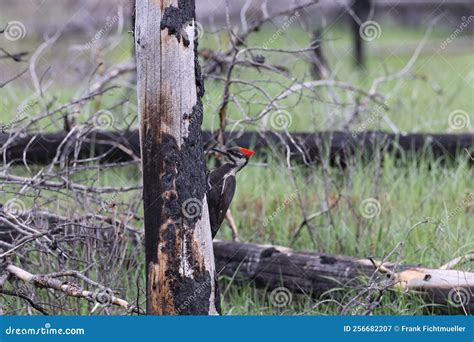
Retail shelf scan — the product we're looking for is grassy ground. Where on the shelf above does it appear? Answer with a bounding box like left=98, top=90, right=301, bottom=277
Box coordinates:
left=200, top=24, right=473, bottom=133
left=1, top=23, right=473, bottom=133
left=0, top=22, right=473, bottom=315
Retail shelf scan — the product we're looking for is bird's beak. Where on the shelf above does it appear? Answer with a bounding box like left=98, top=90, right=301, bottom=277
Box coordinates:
left=211, top=147, right=232, bottom=158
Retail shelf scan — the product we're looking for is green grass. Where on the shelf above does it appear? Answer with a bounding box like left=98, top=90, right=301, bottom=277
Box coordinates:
left=227, top=154, right=472, bottom=263
left=1, top=23, right=473, bottom=315
left=2, top=152, right=471, bottom=315
left=1, top=23, right=473, bottom=134
left=200, top=24, right=473, bottom=133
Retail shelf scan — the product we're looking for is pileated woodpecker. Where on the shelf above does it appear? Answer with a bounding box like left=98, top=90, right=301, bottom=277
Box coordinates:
left=207, top=146, right=254, bottom=238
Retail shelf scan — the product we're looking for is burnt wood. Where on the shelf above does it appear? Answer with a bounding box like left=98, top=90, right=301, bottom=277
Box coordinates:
left=135, top=0, right=218, bottom=315
left=1, top=130, right=472, bottom=166
left=1, top=218, right=472, bottom=313
left=214, top=240, right=474, bottom=313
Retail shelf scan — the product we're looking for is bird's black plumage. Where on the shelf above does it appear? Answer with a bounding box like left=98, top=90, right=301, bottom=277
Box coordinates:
left=207, top=166, right=236, bottom=238
left=206, top=147, right=253, bottom=238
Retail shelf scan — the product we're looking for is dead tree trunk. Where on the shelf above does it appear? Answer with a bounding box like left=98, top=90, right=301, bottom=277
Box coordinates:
left=351, top=0, right=371, bottom=68
left=310, top=29, right=329, bottom=79
left=135, top=0, right=218, bottom=315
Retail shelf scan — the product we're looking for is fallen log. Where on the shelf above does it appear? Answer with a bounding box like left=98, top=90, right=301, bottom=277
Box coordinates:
left=1, top=214, right=473, bottom=313
left=213, top=240, right=474, bottom=313
left=0, top=130, right=472, bottom=166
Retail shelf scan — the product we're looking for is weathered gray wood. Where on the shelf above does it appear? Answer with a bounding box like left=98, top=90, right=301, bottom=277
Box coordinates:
left=5, top=264, right=139, bottom=313
left=214, top=240, right=474, bottom=313
left=2, top=214, right=472, bottom=313
left=135, top=0, right=218, bottom=315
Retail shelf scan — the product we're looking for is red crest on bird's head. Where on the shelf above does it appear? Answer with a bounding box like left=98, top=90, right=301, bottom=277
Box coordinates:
left=239, top=147, right=254, bottom=158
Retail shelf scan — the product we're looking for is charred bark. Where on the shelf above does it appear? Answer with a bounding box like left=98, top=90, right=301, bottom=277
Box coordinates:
left=1, top=215, right=472, bottom=313
left=1, top=130, right=472, bottom=166
left=135, top=0, right=218, bottom=315
left=214, top=240, right=474, bottom=313
left=351, top=0, right=372, bottom=68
